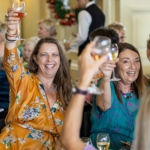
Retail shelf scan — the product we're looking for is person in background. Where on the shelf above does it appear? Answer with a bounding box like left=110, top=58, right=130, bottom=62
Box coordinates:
left=107, top=22, right=126, bottom=43
left=147, top=34, right=150, bottom=61
left=134, top=88, right=150, bottom=150
left=60, top=42, right=107, bottom=150
left=0, top=23, right=9, bottom=118
left=20, top=36, right=40, bottom=69
left=90, top=41, right=149, bottom=149
left=64, top=0, right=105, bottom=56
left=0, top=8, right=72, bottom=150
left=38, top=18, right=57, bottom=39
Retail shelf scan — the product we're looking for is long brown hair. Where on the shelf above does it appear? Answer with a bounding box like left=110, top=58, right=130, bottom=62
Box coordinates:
left=134, top=88, right=150, bottom=150
left=114, top=43, right=148, bottom=103
left=29, top=37, right=72, bottom=108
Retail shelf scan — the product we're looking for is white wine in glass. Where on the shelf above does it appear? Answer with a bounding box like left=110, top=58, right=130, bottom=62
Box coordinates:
left=97, top=142, right=110, bottom=150
left=97, top=133, right=110, bottom=150
left=108, top=44, right=121, bottom=81
left=12, top=1, right=25, bottom=40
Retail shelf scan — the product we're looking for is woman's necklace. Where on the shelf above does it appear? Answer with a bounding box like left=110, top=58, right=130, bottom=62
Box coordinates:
left=36, top=75, right=57, bottom=92
left=120, top=88, right=133, bottom=99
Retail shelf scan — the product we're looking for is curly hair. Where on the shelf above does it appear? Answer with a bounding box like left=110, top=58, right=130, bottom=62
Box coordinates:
left=89, top=27, right=119, bottom=44
left=29, top=37, right=72, bottom=108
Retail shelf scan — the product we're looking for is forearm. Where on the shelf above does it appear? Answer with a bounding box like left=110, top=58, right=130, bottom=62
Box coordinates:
left=5, top=30, right=17, bottom=50
left=96, top=79, right=111, bottom=111
left=60, top=84, right=86, bottom=150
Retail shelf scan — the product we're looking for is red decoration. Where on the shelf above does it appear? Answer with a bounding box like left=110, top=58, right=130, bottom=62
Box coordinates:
left=51, top=9, right=55, bottom=13
left=50, top=0, right=55, bottom=4
left=71, top=18, right=76, bottom=22
left=70, top=12, right=75, bottom=17
left=51, top=5, right=54, bottom=9
left=46, top=0, right=49, bottom=3
left=65, top=14, right=70, bottom=18
left=55, top=14, right=59, bottom=19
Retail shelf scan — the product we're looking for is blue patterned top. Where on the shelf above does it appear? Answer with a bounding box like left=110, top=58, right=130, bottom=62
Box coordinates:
left=90, top=78, right=140, bottom=150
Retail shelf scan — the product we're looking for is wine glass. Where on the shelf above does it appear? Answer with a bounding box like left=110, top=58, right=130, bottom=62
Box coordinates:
left=81, top=137, right=92, bottom=145
left=87, top=36, right=111, bottom=95
left=108, top=44, right=121, bottom=81
left=12, top=1, right=26, bottom=40
left=97, top=133, right=110, bottom=150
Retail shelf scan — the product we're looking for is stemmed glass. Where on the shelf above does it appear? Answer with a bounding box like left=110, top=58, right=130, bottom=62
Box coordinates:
left=97, top=133, right=110, bottom=150
left=108, top=44, right=121, bottom=81
left=12, top=1, right=26, bottom=40
left=87, top=36, right=111, bottom=95
left=81, top=137, right=92, bottom=145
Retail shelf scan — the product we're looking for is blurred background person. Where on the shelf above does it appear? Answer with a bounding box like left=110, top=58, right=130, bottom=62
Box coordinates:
left=60, top=42, right=107, bottom=150
left=134, top=88, right=150, bottom=150
left=90, top=41, right=149, bottom=149
left=147, top=34, right=150, bottom=61
left=107, top=22, right=126, bottom=43
left=20, top=36, right=40, bottom=69
left=64, top=0, right=105, bottom=56
left=38, top=18, right=57, bottom=39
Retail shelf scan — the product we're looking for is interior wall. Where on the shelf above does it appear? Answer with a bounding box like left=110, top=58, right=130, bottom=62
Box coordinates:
left=120, top=0, right=150, bottom=74
left=0, top=0, right=12, bottom=23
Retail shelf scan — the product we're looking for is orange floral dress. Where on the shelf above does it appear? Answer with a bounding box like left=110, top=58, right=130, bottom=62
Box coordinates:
left=0, top=46, right=65, bottom=150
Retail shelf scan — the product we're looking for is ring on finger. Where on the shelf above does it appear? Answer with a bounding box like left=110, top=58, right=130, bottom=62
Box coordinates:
left=5, top=14, right=9, bottom=21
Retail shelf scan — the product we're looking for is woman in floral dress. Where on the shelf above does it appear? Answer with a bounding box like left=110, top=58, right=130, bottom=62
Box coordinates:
left=0, top=8, right=72, bottom=150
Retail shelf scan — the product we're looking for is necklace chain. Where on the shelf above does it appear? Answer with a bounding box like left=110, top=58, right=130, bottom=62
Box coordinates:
left=36, top=75, right=57, bottom=92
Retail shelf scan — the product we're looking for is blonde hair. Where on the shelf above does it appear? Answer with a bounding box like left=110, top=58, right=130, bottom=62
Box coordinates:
left=134, top=88, right=150, bottom=150
left=0, top=23, right=7, bottom=42
left=107, top=22, right=125, bottom=35
left=38, top=19, right=57, bottom=37
left=22, top=36, right=40, bottom=47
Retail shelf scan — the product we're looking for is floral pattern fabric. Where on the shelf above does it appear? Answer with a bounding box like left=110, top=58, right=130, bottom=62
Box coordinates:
left=0, top=46, right=65, bottom=149
left=90, top=78, right=143, bottom=150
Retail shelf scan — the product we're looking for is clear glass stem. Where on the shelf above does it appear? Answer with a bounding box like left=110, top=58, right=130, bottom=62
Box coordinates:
left=112, top=69, right=115, bottom=79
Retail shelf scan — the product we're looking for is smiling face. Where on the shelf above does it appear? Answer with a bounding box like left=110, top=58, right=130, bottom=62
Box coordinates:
left=117, top=49, right=141, bottom=85
left=38, top=23, right=50, bottom=38
left=23, top=43, right=35, bottom=62
left=34, top=43, right=60, bottom=78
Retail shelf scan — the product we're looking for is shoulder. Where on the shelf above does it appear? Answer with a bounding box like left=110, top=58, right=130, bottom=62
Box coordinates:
left=79, top=10, right=91, bottom=18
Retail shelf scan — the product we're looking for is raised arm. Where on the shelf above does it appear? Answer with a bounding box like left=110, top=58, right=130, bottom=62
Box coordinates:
left=3, top=8, right=27, bottom=95
left=96, top=59, right=119, bottom=111
left=60, top=42, right=107, bottom=150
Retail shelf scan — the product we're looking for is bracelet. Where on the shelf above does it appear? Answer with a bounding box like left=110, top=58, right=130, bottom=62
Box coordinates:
left=6, top=29, right=18, bottom=38
left=5, top=34, right=18, bottom=43
left=73, top=86, right=87, bottom=95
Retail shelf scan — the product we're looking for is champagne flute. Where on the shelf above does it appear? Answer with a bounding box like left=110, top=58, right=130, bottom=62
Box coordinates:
left=81, top=137, right=92, bottom=145
left=87, top=36, right=111, bottom=95
left=97, top=133, right=110, bottom=150
left=12, top=1, right=26, bottom=40
left=108, top=44, right=121, bottom=81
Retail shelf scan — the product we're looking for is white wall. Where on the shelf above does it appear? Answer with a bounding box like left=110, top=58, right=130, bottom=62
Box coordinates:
left=120, top=0, right=150, bottom=74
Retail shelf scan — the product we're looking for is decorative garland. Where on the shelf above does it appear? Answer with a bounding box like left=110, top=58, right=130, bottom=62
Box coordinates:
left=46, top=0, right=82, bottom=26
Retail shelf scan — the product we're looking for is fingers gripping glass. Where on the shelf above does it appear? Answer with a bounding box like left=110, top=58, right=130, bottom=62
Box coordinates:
left=12, top=1, right=25, bottom=40
left=108, top=44, right=121, bottom=81
left=87, top=36, right=111, bottom=95
left=97, top=133, right=110, bottom=150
